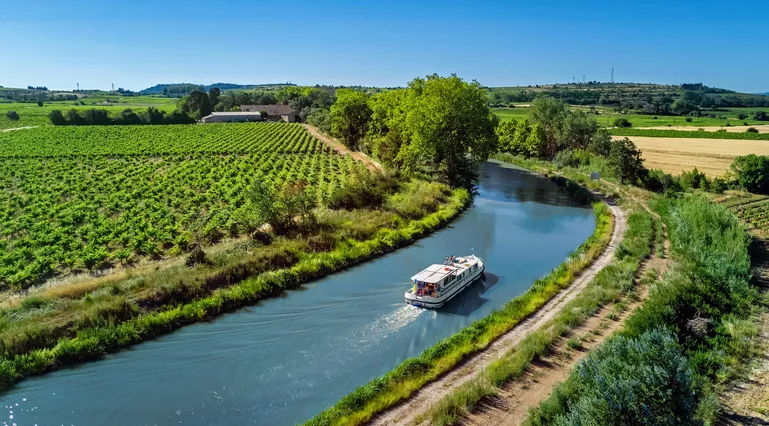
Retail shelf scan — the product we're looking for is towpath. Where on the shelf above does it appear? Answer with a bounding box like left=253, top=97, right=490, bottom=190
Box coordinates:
left=371, top=194, right=628, bottom=425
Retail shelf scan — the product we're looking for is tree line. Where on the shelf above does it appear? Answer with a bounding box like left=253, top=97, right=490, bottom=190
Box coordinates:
left=48, top=107, right=195, bottom=126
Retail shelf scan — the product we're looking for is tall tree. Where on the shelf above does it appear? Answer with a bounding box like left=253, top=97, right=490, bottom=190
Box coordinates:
left=528, top=96, right=568, bottom=158
left=608, top=137, right=648, bottom=184
left=208, top=88, right=221, bottom=110
left=403, top=74, right=498, bottom=188
left=330, top=89, right=372, bottom=150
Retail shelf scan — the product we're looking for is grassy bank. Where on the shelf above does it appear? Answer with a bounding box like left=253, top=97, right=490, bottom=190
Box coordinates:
left=421, top=205, right=655, bottom=425
left=609, top=127, right=769, bottom=140
left=0, top=184, right=470, bottom=391
left=525, top=196, right=762, bottom=425
left=305, top=172, right=613, bottom=426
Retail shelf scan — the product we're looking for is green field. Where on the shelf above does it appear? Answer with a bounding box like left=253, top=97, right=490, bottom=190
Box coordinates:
left=609, top=128, right=769, bottom=140
left=492, top=107, right=768, bottom=128
left=0, top=96, right=177, bottom=129
left=0, top=123, right=364, bottom=289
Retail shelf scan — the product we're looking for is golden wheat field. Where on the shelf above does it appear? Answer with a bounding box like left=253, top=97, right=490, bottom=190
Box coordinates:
left=615, top=136, right=769, bottom=176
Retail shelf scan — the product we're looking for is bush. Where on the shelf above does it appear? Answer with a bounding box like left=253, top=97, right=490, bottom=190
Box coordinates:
left=738, top=112, right=748, bottom=120
left=685, top=117, right=693, bottom=123
left=5, top=110, right=19, bottom=121
left=746, top=127, right=759, bottom=133
left=731, top=154, right=769, bottom=194
left=327, top=172, right=399, bottom=210
left=754, top=111, right=768, bottom=121
left=612, top=117, right=632, bottom=128
left=551, top=329, right=698, bottom=426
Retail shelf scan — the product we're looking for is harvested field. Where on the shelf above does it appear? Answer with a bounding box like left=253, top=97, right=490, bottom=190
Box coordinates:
left=638, top=124, right=769, bottom=134
left=615, top=136, right=769, bottom=176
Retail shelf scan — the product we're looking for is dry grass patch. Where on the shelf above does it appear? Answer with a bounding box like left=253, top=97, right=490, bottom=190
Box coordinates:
left=616, top=136, right=769, bottom=176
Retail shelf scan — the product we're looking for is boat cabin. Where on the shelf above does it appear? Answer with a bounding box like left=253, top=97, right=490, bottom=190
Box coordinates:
left=410, top=256, right=481, bottom=298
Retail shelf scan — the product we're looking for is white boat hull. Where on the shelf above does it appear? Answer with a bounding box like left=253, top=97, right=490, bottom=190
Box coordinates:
left=404, top=257, right=485, bottom=309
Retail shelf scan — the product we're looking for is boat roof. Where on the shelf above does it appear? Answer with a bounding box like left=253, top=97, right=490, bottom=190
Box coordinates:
left=411, top=264, right=457, bottom=283
left=411, top=255, right=480, bottom=283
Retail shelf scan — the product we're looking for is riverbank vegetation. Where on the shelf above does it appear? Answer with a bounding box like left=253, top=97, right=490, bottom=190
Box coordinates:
left=422, top=203, right=655, bottom=426
left=306, top=181, right=613, bottom=426
left=525, top=196, right=760, bottom=425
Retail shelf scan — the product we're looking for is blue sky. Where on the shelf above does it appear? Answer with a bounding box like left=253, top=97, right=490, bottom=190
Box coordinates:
left=1, top=0, right=767, bottom=93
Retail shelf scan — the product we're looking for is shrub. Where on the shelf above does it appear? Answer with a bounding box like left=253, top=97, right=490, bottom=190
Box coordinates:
left=5, top=111, right=19, bottom=121
left=754, top=111, right=768, bottom=121
left=731, top=154, right=769, bottom=194
left=327, top=172, right=399, bottom=210
left=551, top=329, right=698, bottom=426
left=746, top=127, right=759, bottom=133
left=738, top=112, right=748, bottom=120
left=612, top=117, right=632, bottom=128
left=685, top=117, right=693, bottom=123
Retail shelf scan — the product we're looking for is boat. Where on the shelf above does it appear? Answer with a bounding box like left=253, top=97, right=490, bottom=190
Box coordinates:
left=404, top=254, right=485, bottom=308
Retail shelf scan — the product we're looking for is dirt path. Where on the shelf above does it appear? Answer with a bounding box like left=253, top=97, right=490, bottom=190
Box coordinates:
left=302, top=124, right=384, bottom=173
left=462, top=201, right=671, bottom=426
left=371, top=197, right=627, bottom=426
left=0, top=126, right=38, bottom=132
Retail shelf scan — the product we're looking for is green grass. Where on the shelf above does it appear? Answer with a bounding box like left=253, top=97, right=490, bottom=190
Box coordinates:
left=609, top=128, right=769, bottom=140
left=304, top=175, right=614, bottom=426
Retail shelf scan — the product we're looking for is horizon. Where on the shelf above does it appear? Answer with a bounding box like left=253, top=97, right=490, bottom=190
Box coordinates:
left=1, top=0, right=768, bottom=93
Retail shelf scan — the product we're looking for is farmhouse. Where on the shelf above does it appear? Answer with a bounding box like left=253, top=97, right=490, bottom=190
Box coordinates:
left=240, top=105, right=297, bottom=122
left=200, top=111, right=262, bottom=123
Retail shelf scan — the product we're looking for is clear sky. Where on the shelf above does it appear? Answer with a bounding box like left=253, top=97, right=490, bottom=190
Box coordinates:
left=1, top=0, right=767, bottom=93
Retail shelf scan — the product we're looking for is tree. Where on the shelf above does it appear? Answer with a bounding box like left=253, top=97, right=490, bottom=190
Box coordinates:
left=66, top=109, right=86, bottom=125
left=738, top=112, right=748, bottom=120
left=403, top=74, right=498, bottom=188
left=608, top=137, right=647, bottom=184
left=248, top=180, right=317, bottom=235
left=731, top=154, right=769, bottom=194
left=587, top=129, right=612, bottom=157
left=330, top=89, right=372, bottom=150
left=178, top=89, right=213, bottom=119
left=528, top=96, right=567, bottom=158
left=5, top=111, right=19, bottom=121
left=612, top=117, right=632, bottom=128
left=208, top=88, right=221, bottom=110
left=48, top=110, right=67, bottom=125
left=561, top=110, right=598, bottom=149
left=37, top=101, right=44, bottom=107
left=754, top=111, right=768, bottom=121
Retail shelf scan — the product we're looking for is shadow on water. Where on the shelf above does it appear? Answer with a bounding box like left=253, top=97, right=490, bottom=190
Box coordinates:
left=438, top=272, right=500, bottom=317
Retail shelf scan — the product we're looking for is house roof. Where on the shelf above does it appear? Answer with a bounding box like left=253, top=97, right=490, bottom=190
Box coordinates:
left=240, top=104, right=296, bottom=116
left=209, top=111, right=262, bottom=116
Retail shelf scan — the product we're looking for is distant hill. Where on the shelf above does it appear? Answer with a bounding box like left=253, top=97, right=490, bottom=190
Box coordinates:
left=487, top=82, right=769, bottom=110
left=139, top=82, right=297, bottom=95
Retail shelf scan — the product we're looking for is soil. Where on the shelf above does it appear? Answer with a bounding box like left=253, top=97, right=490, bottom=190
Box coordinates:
left=302, top=124, right=384, bottom=173
left=371, top=196, right=628, bottom=426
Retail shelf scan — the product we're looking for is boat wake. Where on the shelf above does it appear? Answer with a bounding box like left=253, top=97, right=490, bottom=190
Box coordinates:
left=354, top=305, right=428, bottom=348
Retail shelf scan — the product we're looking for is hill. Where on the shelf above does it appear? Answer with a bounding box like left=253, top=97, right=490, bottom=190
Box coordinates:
left=139, top=82, right=297, bottom=96
left=487, top=82, right=769, bottom=111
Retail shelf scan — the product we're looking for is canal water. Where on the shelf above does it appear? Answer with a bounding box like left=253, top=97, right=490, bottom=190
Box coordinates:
left=1, top=160, right=595, bottom=426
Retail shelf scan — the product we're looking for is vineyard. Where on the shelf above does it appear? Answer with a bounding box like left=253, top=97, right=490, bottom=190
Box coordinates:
left=0, top=123, right=365, bottom=289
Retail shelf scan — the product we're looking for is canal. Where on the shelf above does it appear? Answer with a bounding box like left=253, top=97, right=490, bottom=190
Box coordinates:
left=2, top=160, right=596, bottom=425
